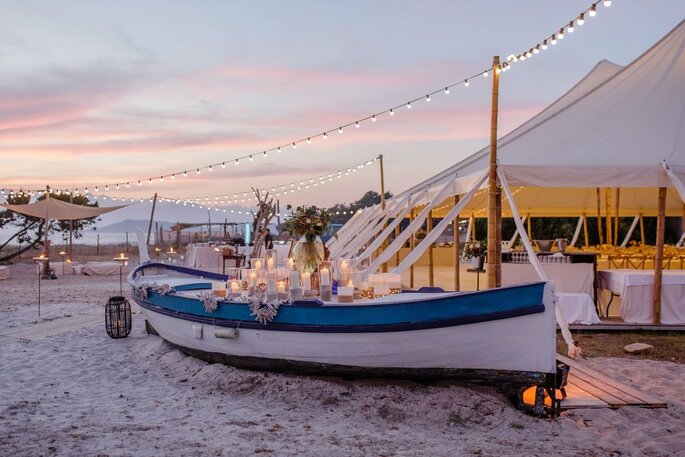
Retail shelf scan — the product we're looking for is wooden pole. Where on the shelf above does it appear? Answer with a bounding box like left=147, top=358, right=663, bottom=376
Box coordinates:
left=409, top=208, right=415, bottom=288
left=147, top=193, right=158, bottom=246
left=596, top=188, right=604, bottom=245
left=582, top=214, right=590, bottom=248
left=68, top=191, right=73, bottom=259
left=526, top=215, right=532, bottom=240
left=453, top=195, right=460, bottom=291
left=379, top=154, right=388, bottom=273
left=44, top=186, right=50, bottom=257
left=653, top=187, right=667, bottom=325
left=614, top=188, right=621, bottom=247
left=487, top=56, right=502, bottom=289
left=639, top=213, right=645, bottom=245
left=605, top=188, right=612, bottom=245
left=471, top=214, right=476, bottom=241
left=428, top=209, right=435, bottom=287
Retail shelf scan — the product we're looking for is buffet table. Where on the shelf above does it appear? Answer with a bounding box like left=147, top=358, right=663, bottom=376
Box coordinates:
left=556, top=292, right=601, bottom=325
left=185, top=245, right=225, bottom=269
left=598, top=269, right=685, bottom=324
left=83, top=261, right=120, bottom=276
left=501, top=263, right=594, bottom=296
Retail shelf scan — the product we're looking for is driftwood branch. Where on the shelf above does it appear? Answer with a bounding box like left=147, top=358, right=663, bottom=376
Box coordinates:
left=250, top=188, right=277, bottom=258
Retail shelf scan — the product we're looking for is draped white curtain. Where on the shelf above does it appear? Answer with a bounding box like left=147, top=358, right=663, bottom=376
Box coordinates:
left=337, top=195, right=412, bottom=259
left=355, top=195, right=417, bottom=262
left=620, top=216, right=640, bottom=247
left=569, top=216, right=584, bottom=247
left=392, top=174, right=486, bottom=274
left=363, top=178, right=460, bottom=275
left=498, top=168, right=580, bottom=358
left=329, top=203, right=387, bottom=258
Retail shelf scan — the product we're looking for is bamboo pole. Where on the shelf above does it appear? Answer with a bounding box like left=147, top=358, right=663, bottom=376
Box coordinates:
left=605, top=188, right=612, bottom=246
left=487, top=56, right=502, bottom=289
left=639, top=213, right=645, bottom=245
left=409, top=208, right=415, bottom=288
left=582, top=214, right=589, bottom=248
left=453, top=195, right=460, bottom=291
left=614, top=188, right=621, bottom=247
left=428, top=209, right=435, bottom=287
left=653, top=187, right=667, bottom=325
left=471, top=214, right=476, bottom=241
left=526, top=215, right=532, bottom=240
left=596, top=188, right=604, bottom=245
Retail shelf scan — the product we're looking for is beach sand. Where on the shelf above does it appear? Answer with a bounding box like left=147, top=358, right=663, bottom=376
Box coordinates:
left=1, top=263, right=683, bottom=456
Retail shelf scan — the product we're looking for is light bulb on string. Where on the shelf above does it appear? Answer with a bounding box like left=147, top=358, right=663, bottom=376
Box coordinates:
left=389, top=109, right=394, bottom=116
left=338, top=127, right=343, bottom=133
left=589, top=4, right=596, bottom=16
left=568, top=21, right=575, bottom=33
left=551, top=34, right=557, bottom=45
left=558, top=28, right=564, bottom=40
left=249, top=155, right=253, bottom=161
left=372, top=115, right=377, bottom=122
left=542, top=39, right=548, bottom=50
left=533, top=45, right=540, bottom=54
left=425, top=95, right=430, bottom=102
left=483, top=71, right=488, bottom=77
left=263, top=151, right=267, bottom=157
left=307, top=137, right=311, bottom=144
left=196, top=169, right=201, bottom=174
left=221, top=162, right=226, bottom=168
left=323, top=132, right=328, bottom=139
left=578, top=13, right=585, bottom=25
left=603, top=0, right=611, bottom=6
left=355, top=121, right=360, bottom=127
left=445, top=86, right=450, bottom=94
left=171, top=175, right=175, bottom=179
left=406, top=102, right=411, bottom=109
left=292, top=142, right=297, bottom=149
left=463, top=80, right=468, bottom=87
left=183, top=171, right=188, bottom=177
left=208, top=165, right=212, bottom=172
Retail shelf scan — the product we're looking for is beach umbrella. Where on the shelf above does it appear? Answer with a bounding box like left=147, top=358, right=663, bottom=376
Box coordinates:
left=0, top=191, right=128, bottom=256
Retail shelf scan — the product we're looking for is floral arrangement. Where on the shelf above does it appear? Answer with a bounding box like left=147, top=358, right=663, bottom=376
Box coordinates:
left=284, top=205, right=331, bottom=242
left=463, top=240, right=484, bottom=259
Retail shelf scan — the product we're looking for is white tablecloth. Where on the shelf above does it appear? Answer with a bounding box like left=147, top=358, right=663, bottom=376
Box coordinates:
left=237, top=244, right=292, bottom=265
left=0, top=266, right=9, bottom=280
left=598, top=269, right=685, bottom=324
left=556, top=292, right=601, bottom=325
left=185, top=245, right=232, bottom=268
left=501, top=263, right=594, bottom=296
left=35, top=262, right=82, bottom=277
left=83, top=262, right=121, bottom=276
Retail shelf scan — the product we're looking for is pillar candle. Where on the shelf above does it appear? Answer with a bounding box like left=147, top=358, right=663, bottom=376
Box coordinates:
left=320, top=267, right=330, bottom=286
left=301, top=272, right=311, bottom=291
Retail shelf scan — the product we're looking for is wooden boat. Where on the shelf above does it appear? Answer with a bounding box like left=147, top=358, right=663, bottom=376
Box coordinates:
left=128, top=263, right=559, bottom=412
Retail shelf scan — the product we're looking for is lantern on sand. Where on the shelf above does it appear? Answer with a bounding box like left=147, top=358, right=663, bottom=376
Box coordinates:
left=105, top=296, right=132, bottom=338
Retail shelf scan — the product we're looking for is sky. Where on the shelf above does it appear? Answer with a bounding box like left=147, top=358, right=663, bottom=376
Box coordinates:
left=1, top=0, right=685, bottom=226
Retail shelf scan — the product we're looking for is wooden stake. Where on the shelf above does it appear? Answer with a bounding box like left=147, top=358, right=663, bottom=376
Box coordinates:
left=453, top=195, right=460, bottom=291
left=614, top=188, right=620, bottom=246
left=583, top=214, right=589, bottom=248
left=653, top=187, right=667, bottom=325
left=487, top=56, right=502, bottom=289
left=428, top=209, right=435, bottom=287
left=596, top=188, right=604, bottom=245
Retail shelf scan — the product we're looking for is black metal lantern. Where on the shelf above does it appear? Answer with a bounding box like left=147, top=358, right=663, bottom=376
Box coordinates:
left=105, top=296, right=132, bottom=338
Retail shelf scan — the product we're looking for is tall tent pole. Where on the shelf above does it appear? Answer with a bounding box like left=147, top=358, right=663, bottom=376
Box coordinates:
left=453, top=195, right=460, bottom=291
left=605, top=188, right=612, bottom=245
left=639, top=213, right=645, bottom=245
left=68, top=191, right=73, bottom=260
left=147, top=193, right=158, bottom=246
left=44, top=185, right=50, bottom=257
left=653, top=187, right=667, bottom=324
left=379, top=154, right=388, bottom=273
left=596, top=188, right=604, bottom=245
left=409, top=208, right=415, bottom=288
left=428, top=209, right=434, bottom=287
left=487, top=56, right=502, bottom=289
left=583, top=214, right=589, bottom=248
left=614, top=188, right=621, bottom=246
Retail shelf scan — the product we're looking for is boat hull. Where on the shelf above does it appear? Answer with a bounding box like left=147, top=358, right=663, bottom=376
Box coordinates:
left=130, top=263, right=557, bottom=382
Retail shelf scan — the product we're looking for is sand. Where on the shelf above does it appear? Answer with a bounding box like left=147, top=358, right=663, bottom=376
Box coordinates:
left=1, top=263, right=684, bottom=456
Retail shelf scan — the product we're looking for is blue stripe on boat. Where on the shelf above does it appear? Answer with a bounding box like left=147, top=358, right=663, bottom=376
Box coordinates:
left=129, top=263, right=546, bottom=333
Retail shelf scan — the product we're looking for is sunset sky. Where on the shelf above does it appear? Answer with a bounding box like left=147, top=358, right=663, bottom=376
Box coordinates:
left=1, top=1, right=684, bottom=224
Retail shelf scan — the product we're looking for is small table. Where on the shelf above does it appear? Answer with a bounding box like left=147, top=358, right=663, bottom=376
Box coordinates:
left=113, top=255, right=129, bottom=295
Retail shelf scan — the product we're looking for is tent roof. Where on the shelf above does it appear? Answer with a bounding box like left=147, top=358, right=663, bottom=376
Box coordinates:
left=381, top=21, right=685, bottom=219
left=0, top=196, right=127, bottom=220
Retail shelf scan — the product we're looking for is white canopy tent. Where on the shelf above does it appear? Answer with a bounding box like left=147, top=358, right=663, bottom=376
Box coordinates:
left=332, top=20, right=685, bottom=264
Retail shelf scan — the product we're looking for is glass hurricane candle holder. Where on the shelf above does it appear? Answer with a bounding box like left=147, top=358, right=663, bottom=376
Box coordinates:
left=251, top=257, right=264, bottom=271
left=265, top=249, right=277, bottom=271
left=266, top=270, right=278, bottom=302
left=318, top=261, right=332, bottom=301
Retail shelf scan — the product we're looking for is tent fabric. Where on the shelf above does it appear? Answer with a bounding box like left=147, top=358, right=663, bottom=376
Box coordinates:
left=354, top=195, right=418, bottom=262
left=1, top=197, right=126, bottom=220
left=335, top=194, right=411, bottom=259
left=330, top=199, right=398, bottom=258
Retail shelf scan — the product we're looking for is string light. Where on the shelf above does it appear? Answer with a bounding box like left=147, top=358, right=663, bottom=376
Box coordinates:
left=589, top=4, right=597, bottom=16
left=578, top=13, right=585, bottom=25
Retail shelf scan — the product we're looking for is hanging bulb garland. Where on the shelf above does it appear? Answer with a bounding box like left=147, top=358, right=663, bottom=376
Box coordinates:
left=506, top=1, right=611, bottom=66
left=5, top=0, right=613, bottom=197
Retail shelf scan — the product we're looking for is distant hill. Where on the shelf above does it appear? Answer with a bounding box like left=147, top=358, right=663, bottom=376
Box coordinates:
left=97, top=219, right=176, bottom=233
